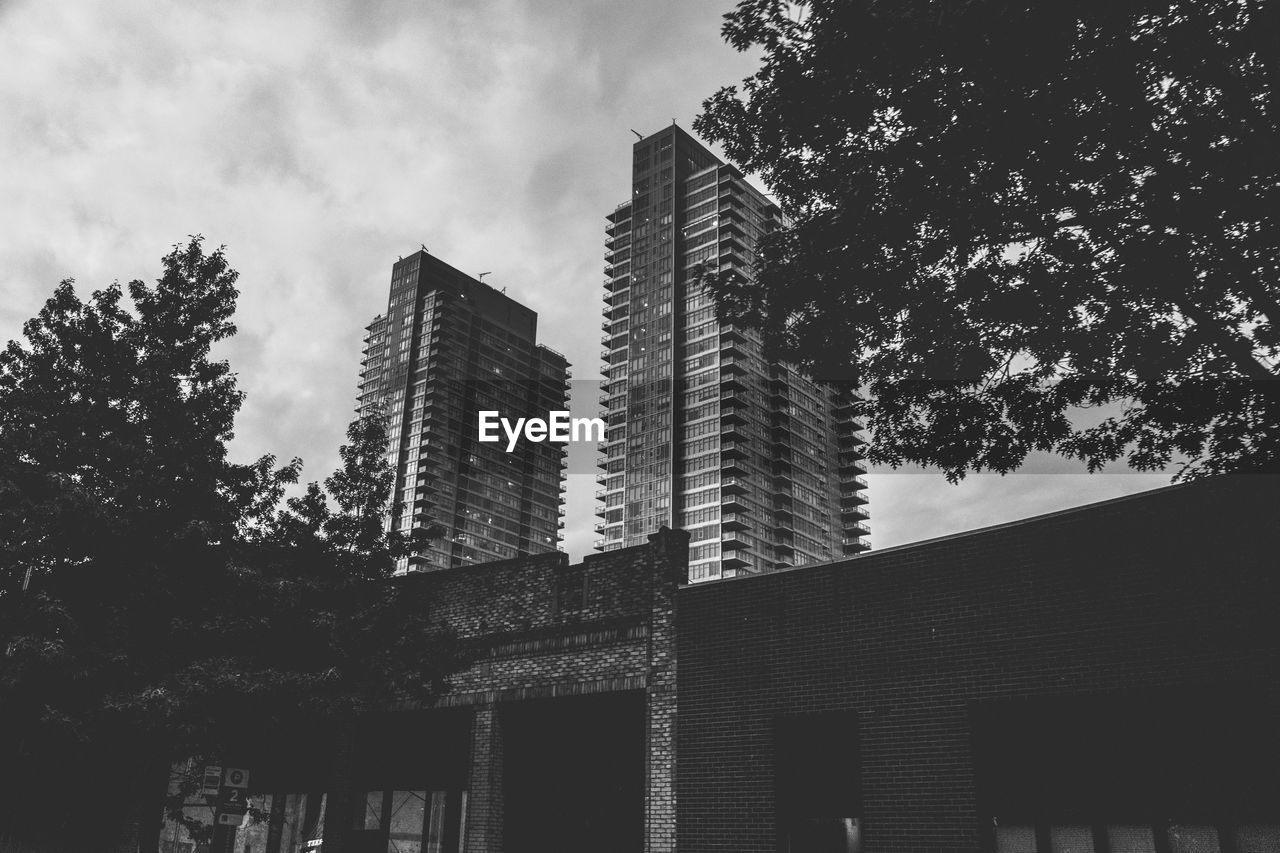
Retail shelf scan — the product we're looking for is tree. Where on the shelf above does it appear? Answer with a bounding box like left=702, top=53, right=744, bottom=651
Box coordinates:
left=695, top=0, right=1280, bottom=480
left=0, top=239, right=459, bottom=850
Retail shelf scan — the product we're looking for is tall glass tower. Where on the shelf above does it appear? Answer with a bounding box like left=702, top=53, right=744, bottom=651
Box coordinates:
left=358, top=249, right=569, bottom=572
left=596, top=125, right=870, bottom=582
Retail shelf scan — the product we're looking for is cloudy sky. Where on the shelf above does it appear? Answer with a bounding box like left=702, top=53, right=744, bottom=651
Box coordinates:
left=2, top=0, right=1168, bottom=561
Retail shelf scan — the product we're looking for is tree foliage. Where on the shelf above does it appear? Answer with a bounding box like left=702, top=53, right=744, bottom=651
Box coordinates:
left=0, top=239, right=459, bottom=847
left=695, top=0, right=1280, bottom=480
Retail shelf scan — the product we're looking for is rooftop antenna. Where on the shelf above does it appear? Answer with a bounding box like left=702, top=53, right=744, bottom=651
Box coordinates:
left=630, top=129, right=642, bottom=140
left=420, top=243, right=428, bottom=252
left=478, top=271, right=492, bottom=283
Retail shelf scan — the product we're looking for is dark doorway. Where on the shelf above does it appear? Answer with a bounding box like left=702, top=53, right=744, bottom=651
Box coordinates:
left=502, top=691, right=645, bottom=853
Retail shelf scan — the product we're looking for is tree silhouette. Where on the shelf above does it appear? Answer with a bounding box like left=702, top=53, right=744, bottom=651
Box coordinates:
left=0, top=239, right=460, bottom=850
left=696, top=0, right=1280, bottom=480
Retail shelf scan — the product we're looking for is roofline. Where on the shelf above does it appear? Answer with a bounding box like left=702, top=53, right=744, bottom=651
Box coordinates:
left=682, top=478, right=1191, bottom=589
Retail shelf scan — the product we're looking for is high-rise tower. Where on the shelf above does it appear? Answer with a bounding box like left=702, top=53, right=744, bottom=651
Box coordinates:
left=596, top=125, right=869, bottom=581
left=358, top=249, right=569, bottom=572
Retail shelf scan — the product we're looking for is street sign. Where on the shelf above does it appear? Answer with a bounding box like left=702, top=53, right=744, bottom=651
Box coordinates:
left=201, top=765, right=222, bottom=797
left=215, top=765, right=251, bottom=833
left=218, top=785, right=249, bottom=814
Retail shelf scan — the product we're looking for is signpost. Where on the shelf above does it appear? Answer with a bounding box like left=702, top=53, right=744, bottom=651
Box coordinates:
left=215, top=767, right=250, bottom=828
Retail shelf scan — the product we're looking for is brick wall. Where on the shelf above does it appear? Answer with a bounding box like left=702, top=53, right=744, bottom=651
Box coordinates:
left=676, top=476, right=1280, bottom=853
left=343, top=526, right=689, bottom=853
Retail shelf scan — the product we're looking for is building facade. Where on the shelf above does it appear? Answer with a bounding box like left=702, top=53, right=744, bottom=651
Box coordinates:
left=159, top=529, right=688, bottom=853
left=678, top=475, right=1280, bottom=853
left=597, top=124, right=869, bottom=582
left=358, top=249, right=569, bottom=572
left=143, top=475, right=1280, bottom=853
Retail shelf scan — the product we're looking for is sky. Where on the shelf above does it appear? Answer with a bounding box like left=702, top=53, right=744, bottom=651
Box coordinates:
left=1, top=0, right=1169, bottom=562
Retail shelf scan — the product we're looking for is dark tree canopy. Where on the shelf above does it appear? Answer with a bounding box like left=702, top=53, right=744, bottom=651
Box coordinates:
left=0, top=239, right=459, bottom=848
left=695, top=0, right=1280, bottom=480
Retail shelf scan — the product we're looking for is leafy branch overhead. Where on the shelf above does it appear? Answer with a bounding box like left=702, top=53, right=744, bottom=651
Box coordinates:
left=695, top=0, right=1280, bottom=480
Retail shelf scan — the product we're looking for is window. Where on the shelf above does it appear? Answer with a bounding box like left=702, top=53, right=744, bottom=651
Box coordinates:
left=274, top=793, right=327, bottom=853
left=775, top=711, right=862, bottom=853
left=975, top=690, right=1280, bottom=853
left=555, top=568, right=587, bottom=613
left=991, top=824, right=1280, bottom=853
left=346, top=789, right=465, bottom=853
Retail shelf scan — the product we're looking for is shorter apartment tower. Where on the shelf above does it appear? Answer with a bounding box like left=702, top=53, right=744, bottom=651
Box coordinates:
left=358, top=250, right=569, bottom=571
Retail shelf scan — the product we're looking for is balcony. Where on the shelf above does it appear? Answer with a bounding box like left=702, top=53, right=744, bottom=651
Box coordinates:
left=721, top=511, right=750, bottom=531
left=839, top=458, right=869, bottom=476
left=722, top=477, right=748, bottom=495
left=721, top=384, right=747, bottom=407
left=836, top=414, right=866, bottom=431
left=722, top=457, right=748, bottom=478
left=842, top=538, right=871, bottom=555
left=841, top=505, right=870, bottom=522
left=720, top=441, right=749, bottom=459
left=722, top=493, right=748, bottom=513
left=840, top=489, right=868, bottom=507
left=719, top=233, right=746, bottom=253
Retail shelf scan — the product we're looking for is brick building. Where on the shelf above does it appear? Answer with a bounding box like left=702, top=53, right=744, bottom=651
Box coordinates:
left=678, top=475, right=1280, bottom=853
left=173, top=475, right=1277, bottom=853
left=201, top=528, right=687, bottom=853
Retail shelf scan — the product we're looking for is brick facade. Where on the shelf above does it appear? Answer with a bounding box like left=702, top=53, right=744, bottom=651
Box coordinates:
left=158, top=476, right=1277, bottom=853
left=324, top=526, right=689, bottom=853
left=676, top=475, right=1280, bottom=853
